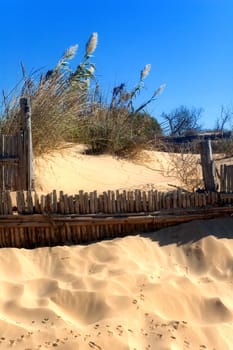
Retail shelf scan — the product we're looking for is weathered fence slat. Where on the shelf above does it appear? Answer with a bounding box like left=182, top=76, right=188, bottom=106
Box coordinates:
left=0, top=188, right=228, bottom=216
left=0, top=97, right=34, bottom=191
left=220, top=164, right=233, bottom=193
left=200, top=140, right=218, bottom=191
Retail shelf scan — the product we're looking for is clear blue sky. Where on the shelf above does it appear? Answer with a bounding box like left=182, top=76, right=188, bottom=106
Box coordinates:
left=0, top=0, right=233, bottom=129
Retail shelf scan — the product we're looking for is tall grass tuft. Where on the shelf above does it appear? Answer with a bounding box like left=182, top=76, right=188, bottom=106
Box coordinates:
left=0, top=33, right=164, bottom=157
left=1, top=33, right=97, bottom=156
left=76, top=62, right=164, bottom=156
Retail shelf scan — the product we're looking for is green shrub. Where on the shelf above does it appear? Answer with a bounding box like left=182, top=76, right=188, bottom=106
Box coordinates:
left=75, top=67, right=164, bottom=156
left=76, top=109, right=161, bottom=156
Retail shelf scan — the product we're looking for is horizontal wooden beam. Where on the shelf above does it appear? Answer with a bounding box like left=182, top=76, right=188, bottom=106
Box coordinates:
left=0, top=206, right=232, bottom=228
left=220, top=193, right=233, bottom=199
left=0, top=206, right=232, bottom=248
left=0, top=157, right=19, bottom=163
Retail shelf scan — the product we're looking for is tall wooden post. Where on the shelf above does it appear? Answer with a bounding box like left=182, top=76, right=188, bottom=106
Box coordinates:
left=20, top=97, right=34, bottom=190
left=200, top=140, right=217, bottom=191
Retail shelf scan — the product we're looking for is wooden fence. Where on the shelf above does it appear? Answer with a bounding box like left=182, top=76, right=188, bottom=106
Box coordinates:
left=220, top=164, right=233, bottom=193
left=0, top=189, right=231, bottom=248
left=0, top=207, right=232, bottom=248
left=0, top=189, right=226, bottom=215
left=0, top=97, right=34, bottom=191
left=0, top=133, right=23, bottom=190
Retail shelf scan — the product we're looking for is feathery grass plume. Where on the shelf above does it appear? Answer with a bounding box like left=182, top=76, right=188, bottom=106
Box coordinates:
left=64, top=44, right=79, bottom=60
left=126, top=64, right=152, bottom=109
left=153, top=83, right=166, bottom=97
left=55, top=44, right=78, bottom=72
left=140, top=64, right=151, bottom=80
left=70, top=34, right=98, bottom=90
left=85, top=32, right=98, bottom=56
left=133, top=83, right=166, bottom=115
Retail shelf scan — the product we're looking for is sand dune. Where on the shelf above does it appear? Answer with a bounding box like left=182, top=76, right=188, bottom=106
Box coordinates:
left=0, top=145, right=233, bottom=349
left=34, top=145, right=185, bottom=193
left=0, top=218, right=233, bottom=349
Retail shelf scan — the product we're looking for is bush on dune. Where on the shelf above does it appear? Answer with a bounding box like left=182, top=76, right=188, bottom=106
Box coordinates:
left=0, top=33, right=164, bottom=157
left=76, top=72, right=164, bottom=156
left=76, top=108, right=161, bottom=156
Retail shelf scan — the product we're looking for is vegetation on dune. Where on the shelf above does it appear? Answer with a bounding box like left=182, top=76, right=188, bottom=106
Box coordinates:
left=0, top=33, right=164, bottom=157
left=1, top=30, right=232, bottom=184
left=76, top=78, right=163, bottom=156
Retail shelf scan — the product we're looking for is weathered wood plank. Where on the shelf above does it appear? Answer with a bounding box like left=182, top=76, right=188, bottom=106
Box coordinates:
left=200, top=140, right=218, bottom=191
left=20, top=97, right=34, bottom=190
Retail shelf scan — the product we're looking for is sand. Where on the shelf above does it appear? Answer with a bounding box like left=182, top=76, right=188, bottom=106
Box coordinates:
left=34, top=144, right=185, bottom=193
left=0, top=144, right=233, bottom=350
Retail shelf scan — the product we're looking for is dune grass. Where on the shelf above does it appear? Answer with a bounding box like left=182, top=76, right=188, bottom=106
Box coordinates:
left=0, top=33, right=164, bottom=157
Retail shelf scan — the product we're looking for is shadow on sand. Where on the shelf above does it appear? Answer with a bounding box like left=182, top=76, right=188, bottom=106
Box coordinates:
left=141, top=217, right=233, bottom=246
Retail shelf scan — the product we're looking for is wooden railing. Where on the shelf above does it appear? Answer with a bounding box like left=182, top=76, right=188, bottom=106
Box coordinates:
left=0, top=189, right=232, bottom=248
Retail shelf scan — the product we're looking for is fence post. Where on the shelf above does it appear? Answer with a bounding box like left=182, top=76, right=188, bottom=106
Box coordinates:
left=20, top=97, right=34, bottom=190
left=200, top=140, right=217, bottom=191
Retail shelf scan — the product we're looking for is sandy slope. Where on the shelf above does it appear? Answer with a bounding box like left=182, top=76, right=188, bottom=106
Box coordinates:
left=0, top=145, right=233, bottom=349
left=34, top=144, right=185, bottom=193
left=0, top=218, right=233, bottom=349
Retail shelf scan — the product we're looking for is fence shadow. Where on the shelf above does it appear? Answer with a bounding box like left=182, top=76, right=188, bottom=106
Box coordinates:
left=141, top=217, right=233, bottom=247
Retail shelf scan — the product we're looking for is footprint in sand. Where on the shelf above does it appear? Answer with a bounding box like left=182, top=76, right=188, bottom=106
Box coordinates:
left=172, top=321, right=179, bottom=330
left=9, top=339, right=15, bottom=346
left=84, top=334, right=91, bottom=341
left=116, top=325, right=123, bottom=336
left=88, top=341, right=102, bottom=349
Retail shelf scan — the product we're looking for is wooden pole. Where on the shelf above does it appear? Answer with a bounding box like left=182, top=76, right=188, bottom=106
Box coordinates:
left=20, top=97, right=34, bottom=190
left=200, top=140, right=217, bottom=192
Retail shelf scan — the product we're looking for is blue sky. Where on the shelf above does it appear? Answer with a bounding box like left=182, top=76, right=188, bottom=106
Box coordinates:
left=0, top=0, right=233, bottom=129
